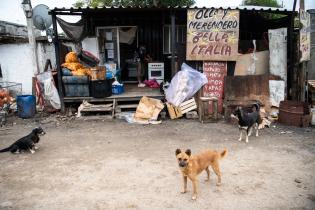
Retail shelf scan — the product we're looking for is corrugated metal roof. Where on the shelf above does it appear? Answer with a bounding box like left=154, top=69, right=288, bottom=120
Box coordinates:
left=50, top=6, right=293, bottom=13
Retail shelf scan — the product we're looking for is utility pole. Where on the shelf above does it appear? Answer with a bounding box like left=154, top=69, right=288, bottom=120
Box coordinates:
left=21, top=0, right=39, bottom=75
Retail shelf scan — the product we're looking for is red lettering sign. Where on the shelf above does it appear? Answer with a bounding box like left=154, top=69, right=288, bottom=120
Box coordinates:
left=203, top=61, right=227, bottom=113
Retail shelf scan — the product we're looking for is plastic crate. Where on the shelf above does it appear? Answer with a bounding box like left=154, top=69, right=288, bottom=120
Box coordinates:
left=90, top=80, right=112, bottom=98
left=112, top=85, right=124, bottom=95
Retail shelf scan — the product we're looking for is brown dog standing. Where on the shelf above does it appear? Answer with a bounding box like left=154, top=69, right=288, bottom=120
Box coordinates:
left=175, top=148, right=227, bottom=200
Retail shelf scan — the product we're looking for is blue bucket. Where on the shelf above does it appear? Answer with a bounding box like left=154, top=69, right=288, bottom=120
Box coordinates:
left=17, top=95, right=36, bottom=118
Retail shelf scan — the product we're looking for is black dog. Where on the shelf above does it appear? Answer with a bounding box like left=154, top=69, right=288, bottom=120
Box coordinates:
left=0, top=127, right=45, bottom=154
left=232, top=104, right=261, bottom=143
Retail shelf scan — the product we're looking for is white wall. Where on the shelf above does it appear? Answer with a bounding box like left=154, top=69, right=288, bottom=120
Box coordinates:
left=37, top=42, right=56, bottom=72
left=0, top=43, right=34, bottom=94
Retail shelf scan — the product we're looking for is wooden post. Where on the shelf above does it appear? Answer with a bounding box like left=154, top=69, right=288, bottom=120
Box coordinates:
left=171, top=11, right=176, bottom=77
left=51, top=12, right=65, bottom=113
left=299, top=0, right=308, bottom=102
left=289, top=0, right=297, bottom=100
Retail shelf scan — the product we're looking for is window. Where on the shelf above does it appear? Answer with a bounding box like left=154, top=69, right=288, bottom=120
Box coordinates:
left=163, top=25, right=186, bottom=54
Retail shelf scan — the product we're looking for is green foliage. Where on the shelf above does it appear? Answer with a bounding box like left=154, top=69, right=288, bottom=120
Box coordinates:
left=242, top=0, right=281, bottom=7
left=242, top=0, right=285, bottom=19
left=73, top=0, right=195, bottom=8
left=73, top=0, right=85, bottom=8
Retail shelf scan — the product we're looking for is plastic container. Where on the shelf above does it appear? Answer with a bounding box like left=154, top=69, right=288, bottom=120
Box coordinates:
left=90, top=80, right=112, bottom=98
left=112, top=84, right=124, bottom=95
left=17, top=95, right=36, bottom=118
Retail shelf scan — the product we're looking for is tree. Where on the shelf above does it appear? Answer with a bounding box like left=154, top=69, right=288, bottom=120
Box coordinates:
left=242, top=0, right=281, bottom=8
left=73, top=0, right=195, bottom=8
left=242, top=0, right=284, bottom=19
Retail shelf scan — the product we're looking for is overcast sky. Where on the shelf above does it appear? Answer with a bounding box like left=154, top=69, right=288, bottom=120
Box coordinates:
left=0, top=0, right=314, bottom=25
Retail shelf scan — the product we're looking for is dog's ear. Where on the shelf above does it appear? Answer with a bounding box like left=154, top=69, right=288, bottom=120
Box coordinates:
left=185, top=149, right=191, bottom=156
left=175, top=149, right=181, bottom=156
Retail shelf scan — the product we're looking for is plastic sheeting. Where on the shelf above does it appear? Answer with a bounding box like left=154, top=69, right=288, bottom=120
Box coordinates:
left=119, top=27, right=137, bottom=44
left=165, top=63, right=208, bottom=106
left=36, top=72, right=61, bottom=110
left=57, top=17, right=87, bottom=42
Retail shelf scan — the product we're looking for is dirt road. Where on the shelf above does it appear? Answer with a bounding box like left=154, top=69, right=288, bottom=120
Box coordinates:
left=0, top=116, right=314, bottom=210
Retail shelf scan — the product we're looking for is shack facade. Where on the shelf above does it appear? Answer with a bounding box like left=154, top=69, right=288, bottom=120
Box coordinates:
left=50, top=6, right=296, bottom=114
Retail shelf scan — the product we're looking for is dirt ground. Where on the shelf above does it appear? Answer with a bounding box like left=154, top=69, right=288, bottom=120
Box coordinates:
left=0, top=115, right=315, bottom=210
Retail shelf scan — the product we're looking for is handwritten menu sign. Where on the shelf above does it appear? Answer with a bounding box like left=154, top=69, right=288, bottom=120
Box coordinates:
left=300, top=9, right=310, bottom=62
left=186, top=9, right=239, bottom=61
left=203, top=61, right=227, bottom=113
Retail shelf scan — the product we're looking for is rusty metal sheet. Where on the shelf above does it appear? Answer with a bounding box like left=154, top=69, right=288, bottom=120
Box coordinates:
left=224, top=74, right=270, bottom=108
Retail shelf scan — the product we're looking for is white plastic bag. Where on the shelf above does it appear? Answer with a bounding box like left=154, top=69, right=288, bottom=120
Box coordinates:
left=165, top=63, right=207, bottom=106
left=36, top=71, right=61, bottom=110
left=43, top=79, right=61, bottom=109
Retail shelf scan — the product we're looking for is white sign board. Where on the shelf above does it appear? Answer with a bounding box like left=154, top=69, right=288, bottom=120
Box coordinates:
left=300, top=9, right=311, bottom=62
left=268, top=28, right=287, bottom=89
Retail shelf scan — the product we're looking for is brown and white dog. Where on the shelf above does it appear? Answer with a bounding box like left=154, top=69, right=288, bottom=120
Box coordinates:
left=175, top=148, right=227, bottom=200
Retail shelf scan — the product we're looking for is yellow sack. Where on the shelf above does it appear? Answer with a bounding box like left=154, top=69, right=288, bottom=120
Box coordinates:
left=61, top=63, right=84, bottom=72
left=65, top=52, right=79, bottom=63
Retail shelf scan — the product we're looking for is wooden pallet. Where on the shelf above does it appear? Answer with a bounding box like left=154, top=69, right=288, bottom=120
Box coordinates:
left=78, top=101, right=115, bottom=117
left=179, top=98, right=197, bottom=114
left=115, top=104, right=139, bottom=113
left=166, top=103, right=182, bottom=119
left=166, top=98, right=197, bottom=119
left=114, top=98, right=141, bottom=113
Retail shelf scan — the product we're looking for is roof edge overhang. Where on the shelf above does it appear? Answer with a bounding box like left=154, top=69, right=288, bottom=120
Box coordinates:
left=49, top=6, right=295, bottom=16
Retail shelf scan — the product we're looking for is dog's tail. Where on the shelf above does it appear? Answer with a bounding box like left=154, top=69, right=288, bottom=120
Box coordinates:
left=220, top=149, right=228, bottom=159
left=253, top=103, right=260, bottom=111
left=0, top=146, right=11, bottom=153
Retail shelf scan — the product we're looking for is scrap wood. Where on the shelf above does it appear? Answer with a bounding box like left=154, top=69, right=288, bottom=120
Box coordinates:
left=77, top=100, right=113, bottom=117
left=166, top=98, right=197, bottom=120
left=179, top=98, right=197, bottom=114
left=166, top=103, right=182, bottom=119
left=259, top=118, right=271, bottom=129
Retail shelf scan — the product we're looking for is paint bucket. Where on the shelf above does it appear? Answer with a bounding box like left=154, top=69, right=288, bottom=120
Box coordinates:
left=17, top=95, right=36, bottom=118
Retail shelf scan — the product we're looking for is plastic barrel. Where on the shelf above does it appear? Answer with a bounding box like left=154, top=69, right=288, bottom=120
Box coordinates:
left=17, top=95, right=36, bottom=118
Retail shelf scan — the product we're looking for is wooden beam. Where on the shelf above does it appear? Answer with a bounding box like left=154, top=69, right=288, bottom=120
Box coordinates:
left=288, top=0, right=297, bottom=100
left=171, top=11, right=176, bottom=77
left=52, top=12, right=65, bottom=113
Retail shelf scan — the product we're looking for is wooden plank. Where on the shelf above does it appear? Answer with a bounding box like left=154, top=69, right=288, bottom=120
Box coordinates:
left=180, top=103, right=196, bottom=111
left=82, top=104, right=113, bottom=109
left=186, top=9, right=239, bottom=61
left=117, top=104, right=139, bottom=109
left=224, top=75, right=270, bottom=108
left=181, top=104, right=197, bottom=114
left=180, top=98, right=195, bottom=106
left=81, top=107, right=113, bottom=112
left=166, top=103, right=182, bottom=119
